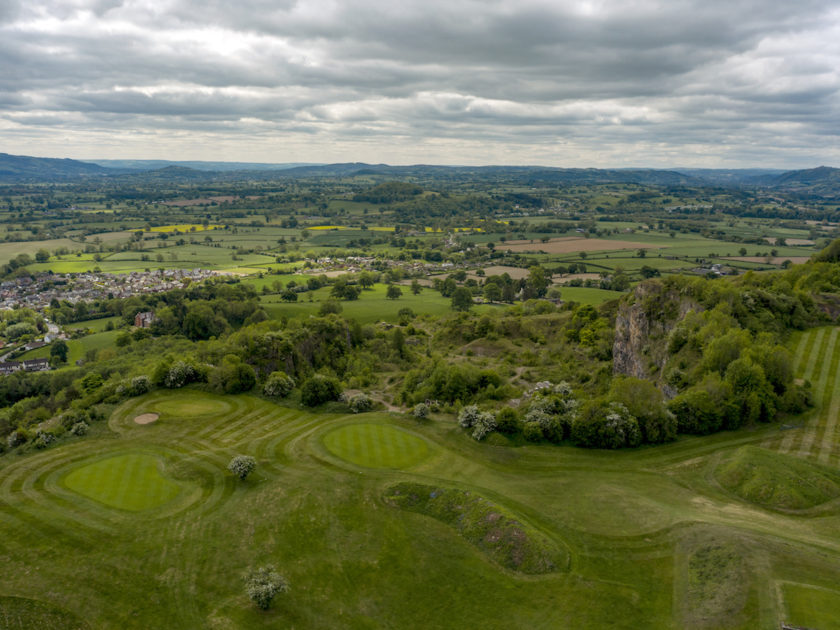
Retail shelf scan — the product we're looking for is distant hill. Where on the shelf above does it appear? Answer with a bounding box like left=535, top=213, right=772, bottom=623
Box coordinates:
left=0, top=152, right=837, bottom=196
left=89, top=159, right=319, bottom=172
left=0, top=153, right=110, bottom=181
left=761, top=166, right=840, bottom=198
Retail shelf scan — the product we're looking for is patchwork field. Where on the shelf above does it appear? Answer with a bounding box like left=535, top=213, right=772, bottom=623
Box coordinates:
left=1, top=340, right=840, bottom=628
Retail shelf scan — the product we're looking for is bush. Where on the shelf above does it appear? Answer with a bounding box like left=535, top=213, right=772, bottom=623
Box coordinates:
left=128, top=375, right=151, bottom=396
left=412, top=402, right=430, bottom=419
left=570, top=401, right=642, bottom=449
left=34, top=430, right=57, bottom=449
left=263, top=371, right=295, bottom=398
left=227, top=455, right=257, bottom=480
left=495, top=407, right=520, bottom=434
left=70, top=421, right=89, bottom=436
left=244, top=565, right=288, bottom=610
left=7, top=430, right=28, bottom=448
left=471, top=411, right=497, bottom=441
left=164, top=361, right=197, bottom=389
left=458, top=405, right=481, bottom=428
left=300, top=374, right=342, bottom=407
left=522, top=421, right=543, bottom=442
left=348, top=392, right=373, bottom=413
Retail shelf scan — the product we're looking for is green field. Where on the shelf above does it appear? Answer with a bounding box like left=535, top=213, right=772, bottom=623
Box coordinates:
left=0, top=368, right=838, bottom=628
left=323, top=423, right=430, bottom=468
left=63, top=453, right=182, bottom=511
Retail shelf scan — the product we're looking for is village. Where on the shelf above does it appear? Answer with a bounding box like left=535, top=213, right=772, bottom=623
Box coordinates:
left=0, top=268, right=220, bottom=311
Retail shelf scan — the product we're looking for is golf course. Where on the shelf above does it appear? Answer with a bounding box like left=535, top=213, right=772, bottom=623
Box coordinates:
left=1, top=328, right=840, bottom=629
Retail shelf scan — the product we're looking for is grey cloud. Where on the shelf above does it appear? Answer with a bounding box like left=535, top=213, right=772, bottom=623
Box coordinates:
left=0, top=0, right=838, bottom=166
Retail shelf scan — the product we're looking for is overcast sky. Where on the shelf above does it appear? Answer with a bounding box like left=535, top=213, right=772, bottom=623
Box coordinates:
left=1, top=0, right=839, bottom=167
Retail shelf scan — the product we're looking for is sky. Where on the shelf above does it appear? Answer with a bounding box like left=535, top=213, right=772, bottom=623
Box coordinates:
left=1, top=0, right=839, bottom=168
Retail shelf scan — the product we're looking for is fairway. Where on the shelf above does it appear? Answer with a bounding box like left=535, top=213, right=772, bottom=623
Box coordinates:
left=63, top=453, right=181, bottom=511
left=1, top=386, right=839, bottom=628
left=323, top=423, right=430, bottom=468
left=782, top=583, right=840, bottom=629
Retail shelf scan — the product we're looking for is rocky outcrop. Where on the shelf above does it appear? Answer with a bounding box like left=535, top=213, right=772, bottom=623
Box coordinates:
left=613, top=281, right=702, bottom=387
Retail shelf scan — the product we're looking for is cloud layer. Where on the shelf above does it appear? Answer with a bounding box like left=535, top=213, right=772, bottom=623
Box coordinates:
left=1, top=0, right=839, bottom=167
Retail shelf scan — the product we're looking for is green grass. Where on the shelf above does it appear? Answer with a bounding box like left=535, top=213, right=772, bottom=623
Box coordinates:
left=323, top=423, right=430, bottom=468
left=63, top=453, right=182, bottom=511
left=1, top=386, right=839, bottom=628
left=384, top=481, right=568, bottom=574
left=16, top=330, right=121, bottom=365
left=0, top=596, right=87, bottom=630
left=715, top=446, right=840, bottom=510
left=782, top=584, right=840, bottom=630
left=558, top=286, right=624, bottom=306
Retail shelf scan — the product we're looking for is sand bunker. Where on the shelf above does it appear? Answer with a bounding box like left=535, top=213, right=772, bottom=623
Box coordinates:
left=134, top=413, right=159, bottom=425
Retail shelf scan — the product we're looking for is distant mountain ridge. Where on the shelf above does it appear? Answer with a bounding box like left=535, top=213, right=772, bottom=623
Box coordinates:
left=0, top=153, right=109, bottom=180
left=0, top=152, right=837, bottom=197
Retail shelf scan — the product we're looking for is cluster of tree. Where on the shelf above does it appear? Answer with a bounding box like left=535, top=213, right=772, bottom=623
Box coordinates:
left=352, top=181, right=423, bottom=203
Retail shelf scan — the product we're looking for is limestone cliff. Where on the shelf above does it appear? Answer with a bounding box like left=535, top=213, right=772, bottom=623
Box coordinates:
left=612, top=281, right=702, bottom=390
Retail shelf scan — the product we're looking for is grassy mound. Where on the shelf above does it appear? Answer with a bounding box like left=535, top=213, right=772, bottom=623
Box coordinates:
left=64, top=453, right=182, bottom=511
left=0, top=596, right=87, bottom=629
left=715, top=446, right=840, bottom=510
left=323, top=424, right=430, bottom=468
left=384, top=482, right=567, bottom=574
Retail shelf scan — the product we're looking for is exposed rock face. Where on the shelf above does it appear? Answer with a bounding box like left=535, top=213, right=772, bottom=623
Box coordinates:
left=613, top=281, right=702, bottom=387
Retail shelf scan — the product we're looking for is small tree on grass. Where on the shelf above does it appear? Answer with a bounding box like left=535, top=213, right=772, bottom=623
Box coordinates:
left=228, top=455, right=256, bottom=480
left=244, top=565, right=288, bottom=610
left=386, top=284, right=402, bottom=300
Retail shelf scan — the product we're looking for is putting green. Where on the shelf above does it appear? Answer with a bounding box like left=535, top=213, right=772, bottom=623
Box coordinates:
left=64, top=453, right=181, bottom=511
left=323, top=424, right=430, bottom=468
left=153, top=395, right=232, bottom=418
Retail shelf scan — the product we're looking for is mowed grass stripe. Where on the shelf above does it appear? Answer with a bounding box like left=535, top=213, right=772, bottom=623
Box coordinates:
left=779, top=329, right=823, bottom=453
left=799, top=328, right=839, bottom=458
left=818, top=341, right=840, bottom=464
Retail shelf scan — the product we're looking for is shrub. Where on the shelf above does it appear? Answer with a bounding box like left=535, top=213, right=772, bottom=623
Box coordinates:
left=7, top=430, right=28, bottom=448
left=300, top=374, right=342, bottom=407
left=227, top=455, right=257, bottom=480
left=458, top=405, right=481, bottom=428
left=244, top=565, right=288, bottom=610
left=164, top=361, right=197, bottom=389
left=34, top=430, right=57, bottom=449
left=128, top=375, right=151, bottom=396
left=522, top=421, right=543, bottom=442
left=348, top=392, right=373, bottom=413
left=412, top=402, right=430, bottom=419
left=495, top=407, right=520, bottom=434
left=471, top=411, right=497, bottom=441
left=70, top=421, right=89, bottom=436
left=263, top=371, right=295, bottom=398
left=571, top=401, right=642, bottom=449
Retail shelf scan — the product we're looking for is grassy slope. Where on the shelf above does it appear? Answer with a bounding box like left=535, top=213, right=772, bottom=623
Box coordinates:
left=0, top=375, right=838, bottom=628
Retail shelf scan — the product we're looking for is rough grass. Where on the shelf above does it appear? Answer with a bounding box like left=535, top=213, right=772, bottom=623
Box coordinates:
left=684, top=540, right=750, bottom=629
left=323, top=423, right=430, bottom=468
left=63, top=453, right=182, bottom=511
left=0, top=597, right=87, bottom=630
left=715, top=446, right=840, bottom=510
left=384, top=482, right=567, bottom=574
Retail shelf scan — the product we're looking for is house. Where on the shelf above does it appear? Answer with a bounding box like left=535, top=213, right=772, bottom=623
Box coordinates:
left=24, top=340, right=48, bottom=351
left=0, top=361, right=22, bottom=375
left=22, top=359, right=50, bottom=372
left=134, top=311, right=155, bottom=328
